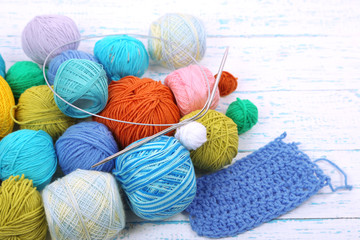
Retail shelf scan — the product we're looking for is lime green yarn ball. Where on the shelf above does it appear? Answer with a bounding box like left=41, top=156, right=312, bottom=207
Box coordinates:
left=226, top=98, right=258, bottom=134
left=5, top=61, right=45, bottom=99
left=181, top=109, right=238, bottom=171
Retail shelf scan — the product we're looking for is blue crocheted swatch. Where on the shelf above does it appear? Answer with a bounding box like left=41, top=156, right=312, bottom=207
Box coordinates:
left=186, top=133, right=331, bottom=238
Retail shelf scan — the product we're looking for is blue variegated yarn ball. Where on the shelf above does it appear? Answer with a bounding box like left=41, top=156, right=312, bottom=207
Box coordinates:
left=94, top=35, right=149, bottom=81
left=47, top=50, right=99, bottom=85
left=0, top=54, right=5, bottom=78
left=54, top=59, right=108, bottom=118
left=56, top=121, right=118, bottom=175
left=113, top=135, right=196, bottom=220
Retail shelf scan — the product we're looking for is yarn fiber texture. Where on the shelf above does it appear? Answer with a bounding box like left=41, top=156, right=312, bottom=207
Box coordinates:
left=174, top=121, right=207, bottom=151
left=94, top=76, right=180, bottom=148
left=54, top=59, right=108, bottom=118
left=42, top=169, right=126, bottom=240
left=186, top=133, right=331, bottom=238
left=181, top=109, right=238, bottom=171
left=215, top=71, right=238, bottom=96
left=0, top=76, right=15, bottom=138
left=165, top=65, right=220, bottom=116
left=226, top=97, right=258, bottom=134
left=48, top=50, right=99, bottom=85
left=56, top=121, right=118, bottom=175
left=12, top=85, right=76, bottom=140
left=0, top=175, right=47, bottom=240
left=5, top=61, right=45, bottom=99
left=148, top=13, right=207, bottom=69
left=113, top=135, right=196, bottom=220
left=22, top=15, right=81, bottom=65
left=0, top=54, right=5, bottom=78
left=94, top=35, right=149, bottom=81
left=0, top=129, right=57, bottom=190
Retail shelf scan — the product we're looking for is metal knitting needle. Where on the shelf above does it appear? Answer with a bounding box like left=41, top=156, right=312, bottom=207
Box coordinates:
left=92, top=47, right=229, bottom=168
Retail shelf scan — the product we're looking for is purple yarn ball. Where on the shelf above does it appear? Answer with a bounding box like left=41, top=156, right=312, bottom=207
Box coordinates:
left=47, top=50, right=98, bottom=85
left=55, top=121, right=118, bottom=175
left=22, top=15, right=81, bottom=65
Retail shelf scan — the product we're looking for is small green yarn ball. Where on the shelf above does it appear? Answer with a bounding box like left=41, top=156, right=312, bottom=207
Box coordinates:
left=5, top=61, right=45, bottom=99
left=226, top=98, right=258, bottom=134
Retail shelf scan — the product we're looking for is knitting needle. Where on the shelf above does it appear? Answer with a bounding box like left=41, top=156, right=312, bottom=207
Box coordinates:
left=92, top=47, right=229, bottom=168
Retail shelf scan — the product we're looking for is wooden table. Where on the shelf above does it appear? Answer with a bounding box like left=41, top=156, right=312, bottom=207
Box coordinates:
left=1, top=0, right=359, bottom=239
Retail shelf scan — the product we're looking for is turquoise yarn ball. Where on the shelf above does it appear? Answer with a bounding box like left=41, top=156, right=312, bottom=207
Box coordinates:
left=0, top=129, right=57, bottom=190
left=54, top=59, right=108, bottom=118
left=113, top=135, right=196, bottom=220
left=94, top=35, right=149, bottom=81
left=0, top=54, right=5, bottom=78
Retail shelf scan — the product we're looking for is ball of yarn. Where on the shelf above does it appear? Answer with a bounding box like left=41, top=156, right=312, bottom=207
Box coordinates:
left=42, top=169, right=125, bottom=240
left=0, top=129, right=57, bottom=190
left=226, top=98, right=258, bottom=134
left=94, top=35, right=149, bottom=81
left=165, top=65, right=220, bottom=116
left=148, top=13, right=207, bottom=69
left=0, top=54, right=5, bottom=78
left=0, top=76, right=15, bottom=138
left=5, top=61, right=45, bottom=99
left=56, top=121, right=118, bottom=175
left=22, top=15, right=81, bottom=65
left=175, top=121, right=207, bottom=151
left=54, top=59, right=108, bottom=118
left=215, top=71, right=238, bottom=97
left=113, top=135, right=196, bottom=220
left=94, top=76, right=180, bottom=148
left=47, top=50, right=99, bottom=85
left=11, top=85, right=76, bottom=140
left=0, top=175, right=47, bottom=240
left=181, top=109, right=238, bottom=171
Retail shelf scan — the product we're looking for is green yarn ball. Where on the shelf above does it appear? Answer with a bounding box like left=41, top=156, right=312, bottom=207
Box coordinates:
left=226, top=98, right=258, bottom=134
left=5, top=61, right=45, bottom=99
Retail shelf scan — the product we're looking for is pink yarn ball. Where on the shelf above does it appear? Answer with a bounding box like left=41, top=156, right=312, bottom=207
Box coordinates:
left=165, top=65, right=220, bottom=116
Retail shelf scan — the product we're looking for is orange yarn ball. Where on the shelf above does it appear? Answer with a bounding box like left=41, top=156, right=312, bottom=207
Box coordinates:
left=94, top=76, right=180, bottom=148
left=214, top=71, right=238, bottom=97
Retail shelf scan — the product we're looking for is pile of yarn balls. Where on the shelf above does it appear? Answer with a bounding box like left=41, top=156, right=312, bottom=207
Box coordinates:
left=0, top=13, right=259, bottom=239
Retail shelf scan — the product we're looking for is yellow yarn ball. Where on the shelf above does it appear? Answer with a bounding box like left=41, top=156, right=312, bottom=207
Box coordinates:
left=181, top=109, right=239, bottom=171
left=0, top=76, right=15, bottom=138
left=11, top=85, right=76, bottom=140
left=0, top=175, right=47, bottom=240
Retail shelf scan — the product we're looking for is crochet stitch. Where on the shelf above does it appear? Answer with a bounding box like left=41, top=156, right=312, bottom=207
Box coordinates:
left=186, top=133, right=332, bottom=238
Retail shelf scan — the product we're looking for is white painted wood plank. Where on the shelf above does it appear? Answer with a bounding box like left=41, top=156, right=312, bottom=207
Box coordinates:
left=117, top=219, right=360, bottom=240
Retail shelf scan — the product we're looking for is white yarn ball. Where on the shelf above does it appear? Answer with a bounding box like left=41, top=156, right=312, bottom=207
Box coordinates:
left=42, top=169, right=125, bottom=240
left=175, top=121, right=207, bottom=151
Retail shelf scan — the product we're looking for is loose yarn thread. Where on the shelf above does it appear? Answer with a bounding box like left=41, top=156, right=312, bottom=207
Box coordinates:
left=22, top=15, right=81, bottom=64
left=165, top=65, right=220, bottom=116
left=148, top=13, right=207, bottom=69
left=113, top=135, right=196, bottom=220
left=0, top=129, right=57, bottom=190
left=5, top=61, right=45, bottom=99
left=54, top=59, right=108, bottom=118
left=94, top=76, right=180, bottom=148
left=0, top=175, right=47, bottom=240
left=181, top=109, right=239, bottom=171
left=47, top=50, right=99, bottom=85
left=11, top=85, right=76, bottom=140
left=56, top=121, right=118, bottom=175
left=42, top=169, right=126, bottom=240
left=226, top=97, right=258, bottom=134
left=94, top=35, right=149, bottom=81
left=0, top=76, right=15, bottom=138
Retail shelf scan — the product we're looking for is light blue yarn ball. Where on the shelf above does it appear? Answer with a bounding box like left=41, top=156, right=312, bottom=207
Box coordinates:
left=54, top=59, right=108, bottom=118
left=47, top=50, right=99, bottom=85
left=0, top=54, right=5, bottom=78
left=94, top=35, right=149, bottom=81
left=56, top=121, right=118, bottom=175
left=113, top=135, right=197, bottom=220
left=0, top=129, right=57, bottom=190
